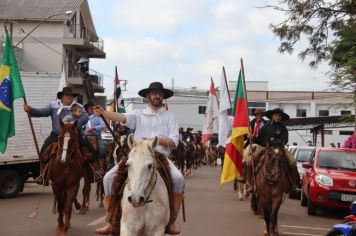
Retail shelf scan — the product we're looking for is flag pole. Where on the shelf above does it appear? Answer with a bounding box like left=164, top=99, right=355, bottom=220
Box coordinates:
left=114, top=66, right=118, bottom=113
left=240, top=58, right=256, bottom=188
left=222, top=66, right=232, bottom=107
left=5, top=25, right=41, bottom=160
left=23, top=97, right=41, bottom=160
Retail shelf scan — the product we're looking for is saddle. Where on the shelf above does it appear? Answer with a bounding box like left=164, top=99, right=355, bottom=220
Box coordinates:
left=40, top=143, right=59, bottom=163
left=109, top=152, right=174, bottom=234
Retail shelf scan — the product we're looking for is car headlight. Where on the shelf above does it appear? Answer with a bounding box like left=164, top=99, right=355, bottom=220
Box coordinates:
left=316, top=175, right=333, bottom=187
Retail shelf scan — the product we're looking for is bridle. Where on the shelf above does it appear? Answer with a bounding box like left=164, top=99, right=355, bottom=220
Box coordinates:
left=126, top=151, right=158, bottom=205
left=263, top=147, right=283, bottom=185
left=57, top=130, right=77, bottom=162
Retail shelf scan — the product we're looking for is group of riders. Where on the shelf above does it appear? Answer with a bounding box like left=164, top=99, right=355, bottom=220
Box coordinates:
left=24, top=81, right=299, bottom=235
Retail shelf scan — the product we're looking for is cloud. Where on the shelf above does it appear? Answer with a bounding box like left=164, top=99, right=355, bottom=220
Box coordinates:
left=109, top=0, right=207, bottom=34
left=88, top=0, right=332, bottom=99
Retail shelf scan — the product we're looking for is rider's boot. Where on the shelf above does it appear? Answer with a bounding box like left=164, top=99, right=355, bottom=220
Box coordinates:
left=88, top=159, right=104, bottom=182
left=81, top=146, right=104, bottom=182
left=95, top=195, right=113, bottom=235
left=34, top=161, right=49, bottom=186
left=165, top=193, right=183, bottom=235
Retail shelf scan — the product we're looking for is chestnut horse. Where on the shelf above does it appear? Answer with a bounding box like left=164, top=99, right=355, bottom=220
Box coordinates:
left=255, top=146, right=289, bottom=236
left=49, top=120, right=84, bottom=236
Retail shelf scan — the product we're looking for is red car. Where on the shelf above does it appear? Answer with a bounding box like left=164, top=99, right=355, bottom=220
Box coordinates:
left=301, top=147, right=356, bottom=215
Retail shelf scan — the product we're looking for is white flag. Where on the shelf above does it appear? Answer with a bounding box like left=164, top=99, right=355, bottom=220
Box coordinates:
left=218, top=67, right=231, bottom=147
left=202, top=78, right=219, bottom=144
left=58, top=64, right=67, bottom=92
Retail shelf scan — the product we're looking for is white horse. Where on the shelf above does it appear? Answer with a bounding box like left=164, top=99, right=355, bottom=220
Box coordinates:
left=121, top=134, right=170, bottom=236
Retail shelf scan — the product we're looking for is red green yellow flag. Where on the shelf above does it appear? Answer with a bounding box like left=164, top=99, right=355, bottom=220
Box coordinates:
left=220, top=70, right=249, bottom=185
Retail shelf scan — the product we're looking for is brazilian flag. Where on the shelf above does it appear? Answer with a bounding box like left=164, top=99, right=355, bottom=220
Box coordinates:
left=0, top=31, right=25, bottom=153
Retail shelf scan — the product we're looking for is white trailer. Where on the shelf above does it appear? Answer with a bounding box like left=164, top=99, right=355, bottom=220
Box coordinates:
left=0, top=72, right=59, bottom=198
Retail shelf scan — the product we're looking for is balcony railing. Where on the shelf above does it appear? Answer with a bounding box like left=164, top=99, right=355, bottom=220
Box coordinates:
left=65, top=24, right=104, bottom=51
left=67, top=64, right=103, bottom=87
left=88, top=69, right=103, bottom=87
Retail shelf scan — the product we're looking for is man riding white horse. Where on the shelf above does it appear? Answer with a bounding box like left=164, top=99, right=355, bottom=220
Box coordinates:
left=95, top=82, right=184, bottom=235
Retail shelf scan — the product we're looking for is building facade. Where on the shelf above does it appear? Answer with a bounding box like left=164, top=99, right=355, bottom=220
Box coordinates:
left=124, top=84, right=354, bottom=147
left=0, top=0, right=106, bottom=104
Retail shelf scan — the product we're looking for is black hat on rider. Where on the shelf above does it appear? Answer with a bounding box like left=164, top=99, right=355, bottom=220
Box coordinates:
left=57, top=87, right=79, bottom=99
left=138, top=82, right=174, bottom=99
left=265, top=108, right=290, bottom=121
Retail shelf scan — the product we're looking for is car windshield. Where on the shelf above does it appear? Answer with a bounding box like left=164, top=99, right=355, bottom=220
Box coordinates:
left=296, top=149, right=314, bottom=162
left=317, top=150, right=356, bottom=171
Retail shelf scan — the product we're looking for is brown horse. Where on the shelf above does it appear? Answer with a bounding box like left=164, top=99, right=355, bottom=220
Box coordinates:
left=255, top=146, right=289, bottom=236
left=49, top=120, right=84, bottom=236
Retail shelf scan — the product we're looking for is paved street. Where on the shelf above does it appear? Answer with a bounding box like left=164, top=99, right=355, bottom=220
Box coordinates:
left=0, top=166, right=347, bottom=236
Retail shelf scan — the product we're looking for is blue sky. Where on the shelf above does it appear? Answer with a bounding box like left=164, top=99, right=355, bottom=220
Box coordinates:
left=88, top=0, right=331, bottom=98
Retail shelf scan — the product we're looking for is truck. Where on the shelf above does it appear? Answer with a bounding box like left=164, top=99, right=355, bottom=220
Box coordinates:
left=0, top=72, right=60, bottom=198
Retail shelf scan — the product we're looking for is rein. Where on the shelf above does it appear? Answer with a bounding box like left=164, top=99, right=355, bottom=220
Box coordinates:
left=51, top=132, right=82, bottom=186
left=263, top=148, right=282, bottom=185
left=126, top=152, right=159, bottom=205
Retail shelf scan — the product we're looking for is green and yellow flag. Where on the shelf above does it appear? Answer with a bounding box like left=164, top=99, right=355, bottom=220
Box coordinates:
left=0, top=31, right=25, bottom=153
left=220, top=70, right=249, bottom=185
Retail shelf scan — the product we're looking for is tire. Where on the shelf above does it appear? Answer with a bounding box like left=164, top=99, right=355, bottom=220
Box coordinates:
left=325, top=228, right=344, bottom=236
left=301, top=191, right=308, bottom=207
left=0, top=170, right=22, bottom=198
left=307, top=197, right=317, bottom=215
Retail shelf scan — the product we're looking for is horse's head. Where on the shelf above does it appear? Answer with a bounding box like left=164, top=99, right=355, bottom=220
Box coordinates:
left=264, top=146, right=286, bottom=184
left=58, top=119, right=78, bottom=164
left=126, top=134, right=158, bottom=208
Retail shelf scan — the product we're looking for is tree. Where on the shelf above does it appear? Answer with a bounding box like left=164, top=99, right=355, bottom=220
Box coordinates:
left=268, top=0, right=356, bottom=130
left=269, top=0, right=356, bottom=68
left=330, top=22, right=356, bottom=91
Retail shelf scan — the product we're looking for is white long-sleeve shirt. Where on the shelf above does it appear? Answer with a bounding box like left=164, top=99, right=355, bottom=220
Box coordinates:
left=124, top=107, right=179, bottom=155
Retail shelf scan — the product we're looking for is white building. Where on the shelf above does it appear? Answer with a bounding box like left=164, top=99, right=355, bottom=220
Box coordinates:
left=124, top=84, right=354, bottom=147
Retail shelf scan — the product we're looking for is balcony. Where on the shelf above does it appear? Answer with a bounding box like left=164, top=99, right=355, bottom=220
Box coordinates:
left=67, top=66, right=105, bottom=93
left=63, top=24, right=106, bottom=59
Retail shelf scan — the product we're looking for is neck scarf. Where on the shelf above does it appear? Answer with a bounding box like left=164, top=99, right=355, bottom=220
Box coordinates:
left=56, top=100, right=76, bottom=116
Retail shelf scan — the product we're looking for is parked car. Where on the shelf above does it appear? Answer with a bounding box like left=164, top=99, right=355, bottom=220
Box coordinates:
left=294, top=147, right=316, bottom=186
left=301, top=147, right=356, bottom=215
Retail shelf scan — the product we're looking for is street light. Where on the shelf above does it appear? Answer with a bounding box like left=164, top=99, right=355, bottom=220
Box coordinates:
left=14, top=10, right=73, bottom=48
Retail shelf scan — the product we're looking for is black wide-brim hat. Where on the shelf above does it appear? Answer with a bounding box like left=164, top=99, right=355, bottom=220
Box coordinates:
left=138, top=82, right=173, bottom=99
left=57, top=86, right=79, bottom=99
left=265, top=108, right=290, bottom=121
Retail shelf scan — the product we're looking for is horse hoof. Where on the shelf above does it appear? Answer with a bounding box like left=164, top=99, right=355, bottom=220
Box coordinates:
left=98, top=202, right=104, bottom=208
left=74, top=202, right=81, bottom=210
left=238, top=197, right=243, bottom=201
left=257, top=214, right=264, bottom=219
left=79, top=209, right=86, bottom=214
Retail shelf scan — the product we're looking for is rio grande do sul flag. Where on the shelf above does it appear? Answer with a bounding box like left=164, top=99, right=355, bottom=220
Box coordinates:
left=0, top=30, right=25, bottom=153
left=202, top=78, right=219, bottom=144
left=220, top=70, right=249, bottom=185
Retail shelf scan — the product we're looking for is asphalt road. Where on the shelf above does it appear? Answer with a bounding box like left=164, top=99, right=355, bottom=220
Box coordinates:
left=0, top=166, right=347, bottom=236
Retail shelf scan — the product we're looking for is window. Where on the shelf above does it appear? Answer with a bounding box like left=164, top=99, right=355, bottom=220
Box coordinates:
left=319, top=110, right=329, bottom=117
left=340, top=131, right=353, bottom=136
left=341, top=110, right=352, bottom=115
left=296, top=108, right=307, bottom=117
left=324, top=130, right=333, bottom=135
left=198, top=106, right=206, bottom=114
